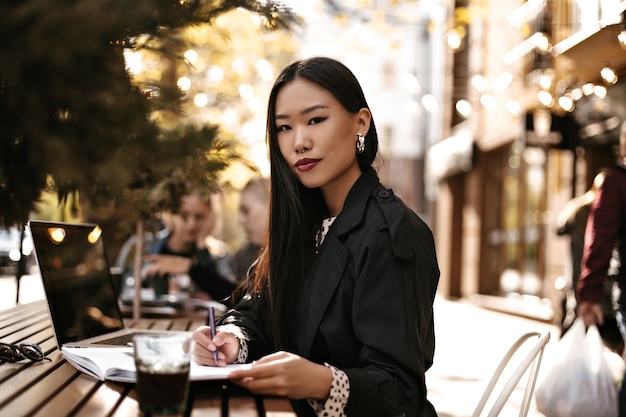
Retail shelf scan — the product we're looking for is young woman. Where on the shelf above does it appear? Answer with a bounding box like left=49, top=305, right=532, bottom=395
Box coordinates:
left=141, top=187, right=238, bottom=301
left=232, top=177, right=270, bottom=281
left=116, top=180, right=238, bottom=304
left=192, top=57, right=440, bottom=416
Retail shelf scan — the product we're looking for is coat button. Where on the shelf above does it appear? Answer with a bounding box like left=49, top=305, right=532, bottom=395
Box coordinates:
left=377, top=189, right=390, bottom=198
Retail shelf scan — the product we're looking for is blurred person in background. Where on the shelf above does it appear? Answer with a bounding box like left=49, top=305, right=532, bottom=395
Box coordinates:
left=116, top=177, right=238, bottom=305
left=233, top=176, right=270, bottom=281
left=578, top=121, right=626, bottom=415
left=192, top=57, right=440, bottom=417
left=556, top=170, right=606, bottom=335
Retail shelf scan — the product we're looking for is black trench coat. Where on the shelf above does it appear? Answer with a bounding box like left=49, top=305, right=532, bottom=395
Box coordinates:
left=219, top=168, right=440, bottom=417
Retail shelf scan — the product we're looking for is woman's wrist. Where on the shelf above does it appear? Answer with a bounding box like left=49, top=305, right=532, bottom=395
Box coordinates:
left=216, top=324, right=247, bottom=363
left=310, top=362, right=333, bottom=400
left=307, top=364, right=349, bottom=416
left=187, top=257, right=198, bottom=274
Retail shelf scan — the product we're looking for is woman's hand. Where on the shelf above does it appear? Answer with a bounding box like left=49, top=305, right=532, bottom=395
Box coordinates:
left=192, top=326, right=240, bottom=366
left=143, top=254, right=192, bottom=276
left=578, top=301, right=604, bottom=327
left=228, top=351, right=332, bottom=400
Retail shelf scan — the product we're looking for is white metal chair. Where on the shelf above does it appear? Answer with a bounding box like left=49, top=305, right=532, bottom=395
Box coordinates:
left=471, top=330, right=551, bottom=417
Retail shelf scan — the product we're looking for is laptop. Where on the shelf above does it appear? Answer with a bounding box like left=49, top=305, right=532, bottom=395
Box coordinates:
left=29, top=220, right=184, bottom=348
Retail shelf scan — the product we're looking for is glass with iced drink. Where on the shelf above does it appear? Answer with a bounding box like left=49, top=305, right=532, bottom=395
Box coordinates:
left=133, top=333, right=191, bottom=415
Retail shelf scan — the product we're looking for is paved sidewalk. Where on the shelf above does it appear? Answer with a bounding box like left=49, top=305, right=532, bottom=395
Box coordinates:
left=0, top=271, right=45, bottom=309
left=427, top=296, right=559, bottom=417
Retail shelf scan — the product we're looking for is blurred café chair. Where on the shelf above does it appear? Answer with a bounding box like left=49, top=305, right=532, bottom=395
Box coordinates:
left=472, top=330, right=551, bottom=417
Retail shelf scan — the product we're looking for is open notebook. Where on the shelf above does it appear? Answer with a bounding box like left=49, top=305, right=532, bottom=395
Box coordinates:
left=61, top=346, right=250, bottom=383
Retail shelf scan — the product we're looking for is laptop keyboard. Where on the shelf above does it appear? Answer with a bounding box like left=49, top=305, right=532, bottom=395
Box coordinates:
left=97, top=333, right=137, bottom=346
left=96, top=331, right=171, bottom=346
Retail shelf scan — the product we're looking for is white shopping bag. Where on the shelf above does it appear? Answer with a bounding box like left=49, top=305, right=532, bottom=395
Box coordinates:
left=535, top=318, right=619, bottom=417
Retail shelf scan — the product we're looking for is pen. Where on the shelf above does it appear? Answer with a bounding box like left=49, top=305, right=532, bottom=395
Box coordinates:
left=209, top=306, right=218, bottom=364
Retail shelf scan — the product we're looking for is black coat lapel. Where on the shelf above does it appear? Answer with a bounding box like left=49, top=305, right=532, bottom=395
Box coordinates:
left=296, top=231, right=349, bottom=357
left=295, top=169, right=380, bottom=357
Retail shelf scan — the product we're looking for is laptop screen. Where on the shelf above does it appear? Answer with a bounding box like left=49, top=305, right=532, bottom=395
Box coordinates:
left=29, top=221, right=125, bottom=346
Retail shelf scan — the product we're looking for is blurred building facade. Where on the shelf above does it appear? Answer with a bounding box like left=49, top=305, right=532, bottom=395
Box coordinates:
left=286, top=0, right=447, bottom=221
left=431, top=0, right=626, bottom=324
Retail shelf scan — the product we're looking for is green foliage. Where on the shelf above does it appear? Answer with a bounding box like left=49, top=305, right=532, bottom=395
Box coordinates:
left=0, top=0, right=298, bottom=229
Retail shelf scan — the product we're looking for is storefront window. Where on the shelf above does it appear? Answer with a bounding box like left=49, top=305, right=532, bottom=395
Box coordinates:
left=521, top=148, right=546, bottom=294
left=483, top=142, right=547, bottom=297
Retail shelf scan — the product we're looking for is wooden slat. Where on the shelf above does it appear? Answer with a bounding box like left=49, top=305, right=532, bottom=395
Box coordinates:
left=0, top=358, right=82, bottom=416
left=0, top=308, right=47, bottom=329
left=0, top=308, right=50, bottom=337
left=109, top=391, right=141, bottom=417
left=145, top=319, right=175, bottom=331
left=190, top=382, right=259, bottom=417
left=123, top=317, right=155, bottom=328
left=31, top=372, right=105, bottom=417
left=75, top=381, right=133, bottom=417
left=0, top=300, right=47, bottom=319
left=190, top=317, right=208, bottom=329
left=0, top=317, right=54, bottom=344
left=265, top=397, right=298, bottom=416
left=109, top=395, right=141, bottom=417
left=190, top=396, right=259, bottom=417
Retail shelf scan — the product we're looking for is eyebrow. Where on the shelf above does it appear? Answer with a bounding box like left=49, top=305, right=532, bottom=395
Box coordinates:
left=275, top=104, right=329, bottom=120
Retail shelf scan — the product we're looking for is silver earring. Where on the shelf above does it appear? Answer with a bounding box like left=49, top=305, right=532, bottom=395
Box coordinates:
left=356, top=133, right=365, bottom=154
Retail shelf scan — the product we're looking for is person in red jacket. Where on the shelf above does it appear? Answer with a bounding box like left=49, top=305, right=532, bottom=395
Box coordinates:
left=577, top=121, right=626, bottom=416
left=556, top=169, right=605, bottom=334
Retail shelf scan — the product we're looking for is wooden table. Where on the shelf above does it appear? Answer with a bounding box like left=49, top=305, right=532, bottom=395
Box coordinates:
left=0, top=300, right=296, bottom=417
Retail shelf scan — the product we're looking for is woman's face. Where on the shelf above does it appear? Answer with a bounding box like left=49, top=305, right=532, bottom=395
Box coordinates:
left=239, top=189, right=269, bottom=246
left=274, top=78, right=369, bottom=196
left=169, top=193, right=213, bottom=246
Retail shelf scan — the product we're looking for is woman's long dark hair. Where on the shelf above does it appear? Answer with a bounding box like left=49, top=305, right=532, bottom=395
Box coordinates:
left=240, top=57, right=379, bottom=350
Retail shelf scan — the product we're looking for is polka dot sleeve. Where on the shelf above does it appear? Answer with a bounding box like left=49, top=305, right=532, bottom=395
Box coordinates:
left=307, top=364, right=350, bottom=417
left=235, top=338, right=248, bottom=364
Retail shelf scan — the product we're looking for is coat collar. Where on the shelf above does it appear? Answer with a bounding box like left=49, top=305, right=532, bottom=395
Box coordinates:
left=332, top=167, right=379, bottom=236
